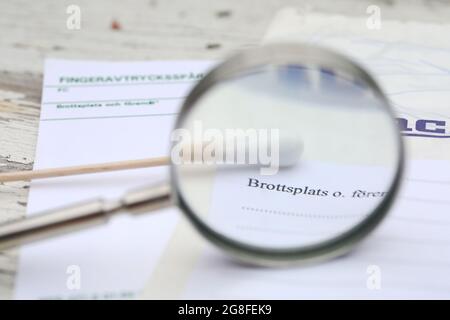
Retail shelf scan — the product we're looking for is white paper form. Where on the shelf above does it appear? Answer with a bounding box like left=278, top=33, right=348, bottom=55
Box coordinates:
left=14, top=59, right=214, bottom=299
left=141, top=12, right=450, bottom=299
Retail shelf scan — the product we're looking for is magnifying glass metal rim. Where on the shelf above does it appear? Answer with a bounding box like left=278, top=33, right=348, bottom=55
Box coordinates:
left=0, top=43, right=404, bottom=267
left=170, top=43, right=405, bottom=266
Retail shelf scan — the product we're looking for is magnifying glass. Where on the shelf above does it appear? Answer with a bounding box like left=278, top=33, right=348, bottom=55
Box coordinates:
left=0, top=44, right=403, bottom=266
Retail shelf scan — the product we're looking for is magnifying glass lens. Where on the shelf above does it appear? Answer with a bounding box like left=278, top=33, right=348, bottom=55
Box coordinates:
left=171, top=47, right=402, bottom=263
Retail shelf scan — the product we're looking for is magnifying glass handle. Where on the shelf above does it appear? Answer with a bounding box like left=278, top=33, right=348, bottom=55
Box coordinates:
left=0, top=183, right=171, bottom=251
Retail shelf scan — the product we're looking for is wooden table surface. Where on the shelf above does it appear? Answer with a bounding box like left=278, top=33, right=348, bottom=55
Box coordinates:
left=1, top=0, right=449, bottom=299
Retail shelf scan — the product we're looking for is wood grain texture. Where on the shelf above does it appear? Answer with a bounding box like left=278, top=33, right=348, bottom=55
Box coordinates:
left=0, top=0, right=448, bottom=299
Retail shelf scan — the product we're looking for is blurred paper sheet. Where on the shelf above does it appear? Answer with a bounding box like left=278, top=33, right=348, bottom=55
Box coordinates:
left=14, top=59, right=214, bottom=299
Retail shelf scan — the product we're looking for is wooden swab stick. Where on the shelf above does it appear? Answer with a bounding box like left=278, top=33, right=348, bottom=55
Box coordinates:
left=0, top=135, right=304, bottom=183
left=0, top=156, right=170, bottom=182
